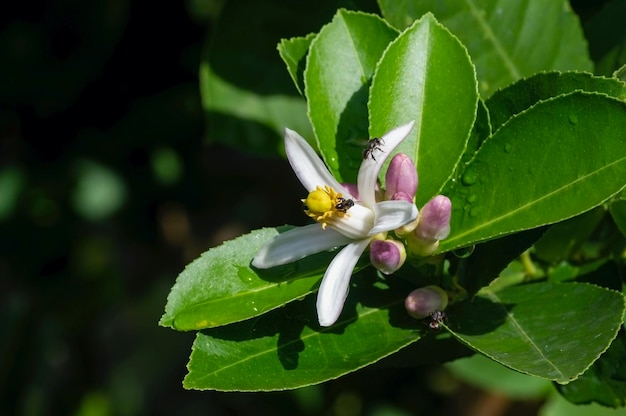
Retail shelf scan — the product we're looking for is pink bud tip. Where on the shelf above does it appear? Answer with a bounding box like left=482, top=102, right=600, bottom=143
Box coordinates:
left=385, top=153, right=417, bottom=201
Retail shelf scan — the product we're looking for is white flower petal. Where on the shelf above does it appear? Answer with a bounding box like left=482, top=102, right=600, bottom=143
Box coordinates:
left=252, top=224, right=352, bottom=269
left=328, top=203, right=375, bottom=240
left=368, top=200, right=418, bottom=236
left=316, top=238, right=371, bottom=327
left=357, top=121, right=415, bottom=207
left=284, top=128, right=353, bottom=198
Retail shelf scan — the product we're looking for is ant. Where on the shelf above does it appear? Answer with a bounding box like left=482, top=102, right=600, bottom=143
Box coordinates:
left=335, top=197, right=354, bottom=213
left=424, top=310, right=446, bottom=331
left=363, top=137, right=384, bottom=161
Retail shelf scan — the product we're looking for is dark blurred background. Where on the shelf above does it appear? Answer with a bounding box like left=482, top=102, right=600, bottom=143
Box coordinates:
left=1, top=0, right=623, bottom=415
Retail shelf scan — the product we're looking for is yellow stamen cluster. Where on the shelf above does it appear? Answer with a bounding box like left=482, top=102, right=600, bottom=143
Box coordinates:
left=302, top=186, right=351, bottom=229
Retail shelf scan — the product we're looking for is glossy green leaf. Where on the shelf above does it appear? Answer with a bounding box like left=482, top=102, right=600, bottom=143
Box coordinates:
left=160, top=228, right=333, bottom=331
left=305, top=9, right=398, bottom=182
left=448, top=282, right=625, bottom=383
left=438, top=92, right=626, bottom=253
left=487, top=72, right=626, bottom=132
left=277, top=34, right=316, bottom=96
left=183, top=288, right=422, bottom=391
left=378, top=0, right=593, bottom=97
left=368, top=13, right=478, bottom=206
left=556, top=329, right=626, bottom=407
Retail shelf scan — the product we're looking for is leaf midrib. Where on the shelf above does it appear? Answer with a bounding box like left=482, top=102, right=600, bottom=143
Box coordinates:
left=464, top=0, right=521, bottom=80
left=446, top=156, right=626, bottom=247
left=484, top=289, right=565, bottom=380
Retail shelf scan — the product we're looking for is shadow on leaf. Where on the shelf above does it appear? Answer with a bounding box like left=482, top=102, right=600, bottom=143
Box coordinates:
left=447, top=295, right=512, bottom=336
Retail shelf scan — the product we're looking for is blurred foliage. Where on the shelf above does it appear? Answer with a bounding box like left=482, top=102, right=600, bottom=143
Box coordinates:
left=1, top=0, right=625, bottom=415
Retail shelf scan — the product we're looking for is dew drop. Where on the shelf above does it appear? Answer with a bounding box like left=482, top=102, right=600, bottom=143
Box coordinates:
left=461, top=169, right=478, bottom=186
left=466, top=194, right=477, bottom=204
left=453, top=245, right=475, bottom=259
left=569, top=114, right=579, bottom=125
left=503, top=143, right=512, bottom=153
left=469, top=206, right=482, bottom=218
left=247, top=301, right=259, bottom=313
left=327, top=155, right=339, bottom=170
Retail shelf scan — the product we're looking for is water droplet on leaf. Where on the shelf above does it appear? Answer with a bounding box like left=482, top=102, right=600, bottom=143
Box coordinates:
left=569, top=114, right=578, bottom=125
left=469, top=206, right=482, bottom=218
left=503, top=143, right=512, bottom=153
left=461, top=169, right=478, bottom=186
left=327, top=155, right=339, bottom=170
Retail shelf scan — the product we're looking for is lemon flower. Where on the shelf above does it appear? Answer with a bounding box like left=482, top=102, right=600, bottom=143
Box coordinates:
left=252, top=121, right=418, bottom=326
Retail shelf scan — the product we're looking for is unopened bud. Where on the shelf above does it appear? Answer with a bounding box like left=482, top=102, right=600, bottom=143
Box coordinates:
left=385, top=154, right=418, bottom=201
left=404, top=285, right=448, bottom=319
left=415, top=195, right=451, bottom=242
left=390, top=191, right=413, bottom=203
left=369, top=239, right=406, bottom=275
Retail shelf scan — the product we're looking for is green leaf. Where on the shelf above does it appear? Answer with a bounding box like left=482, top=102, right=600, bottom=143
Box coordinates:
left=305, top=9, right=398, bottom=182
left=446, top=354, right=552, bottom=399
left=615, top=65, right=626, bottom=83
left=368, top=13, right=478, bottom=206
left=378, top=0, right=593, bottom=97
left=541, top=392, right=626, bottom=416
left=447, top=282, right=625, bottom=383
left=202, top=0, right=335, bottom=154
left=438, top=92, right=626, bottom=253
left=200, top=63, right=312, bottom=155
left=609, top=200, right=626, bottom=237
left=583, top=0, right=626, bottom=77
left=534, top=207, right=606, bottom=264
left=160, top=228, right=332, bottom=331
left=486, top=72, right=626, bottom=132
left=556, top=329, right=626, bottom=408
left=183, top=287, right=422, bottom=391
left=458, top=227, right=547, bottom=296
left=277, top=34, right=316, bottom=96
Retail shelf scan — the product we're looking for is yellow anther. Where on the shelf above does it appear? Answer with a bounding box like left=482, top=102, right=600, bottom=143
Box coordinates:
left=302, top=186, right=353, bottom=228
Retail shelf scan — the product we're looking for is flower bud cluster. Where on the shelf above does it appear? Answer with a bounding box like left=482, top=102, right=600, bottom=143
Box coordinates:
left=366, top=152, right=452, bottom=274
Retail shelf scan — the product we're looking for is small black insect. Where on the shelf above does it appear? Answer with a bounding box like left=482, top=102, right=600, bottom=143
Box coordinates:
left=335, top=197, right=354, bottom=213
left=424, top=310, right=446, bottom=331
left=363, top=137, right=384, bottom=161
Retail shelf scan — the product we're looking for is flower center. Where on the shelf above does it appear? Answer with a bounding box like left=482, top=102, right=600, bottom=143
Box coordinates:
left=302, top=186, right=354, bottom=228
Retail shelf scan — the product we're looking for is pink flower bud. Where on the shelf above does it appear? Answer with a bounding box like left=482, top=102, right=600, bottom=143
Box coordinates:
left=415, top=195, right=451, bottom=242
left=404, top=285, right=448, bottom=319
left=385, top=154, right=417, bottom=201
left=390, top=191, right=413, bottom=203
left=369, top=239, right=406, bottom=275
